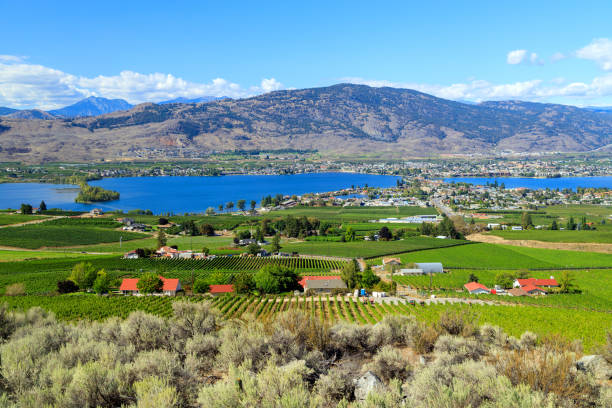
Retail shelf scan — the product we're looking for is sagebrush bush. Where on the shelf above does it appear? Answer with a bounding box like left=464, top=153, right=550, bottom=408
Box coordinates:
left=330, top=322, right=371, bottom=353
left=433, top=334, right=486, bottom=364
left=4, top=283, right=25, bottom=296
left=518, top=331, right=538, bottom=351
left=314, top=367, right=354, bottom=406
left=134, top=376, right=179, bottom=408
left=436, top=310, right=477, bottom=337
left=410, top=323, right=440, bottom=354
left=367, top=345, right=412, bottom=382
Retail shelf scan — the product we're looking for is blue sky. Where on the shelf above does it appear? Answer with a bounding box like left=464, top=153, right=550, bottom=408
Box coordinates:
left=1, top=0, right=611, bottom=109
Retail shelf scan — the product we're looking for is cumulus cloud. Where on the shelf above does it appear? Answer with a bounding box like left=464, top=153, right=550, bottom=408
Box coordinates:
left=0, top=57, right=283, bottom=110
left=576, top=38, right=612, bottom=71
left=507, top=49, right=527, bottom=64
left=342, top=75, right=612, bottom=104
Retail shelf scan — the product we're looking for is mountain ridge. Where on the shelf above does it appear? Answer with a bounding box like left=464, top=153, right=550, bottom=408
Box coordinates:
left=0, top=83, right=611, bottom=162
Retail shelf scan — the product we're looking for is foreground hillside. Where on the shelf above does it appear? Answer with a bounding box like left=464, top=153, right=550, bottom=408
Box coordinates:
left=1, top=84, right=612, bottom=162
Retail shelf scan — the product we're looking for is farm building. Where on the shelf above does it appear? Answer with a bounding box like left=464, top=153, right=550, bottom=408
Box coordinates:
left=382, top=257, right=402, bottom=266
left=209, top=284, right=235, bottom=295
left=119, top=276, right=182, bottom=296
left=464, top=282, right=491, bottom=295
left=521, top=284, right=547, bottom=295
left=298, top=276, right=347, bottom=293
left=123, top=250, right=139, bottom=259
left=514, top=278, right=558, bottom=289
left=396, top=268, right=424, bottom=276
left=415, top=262, right=444, bottom=274
left=508, top=287, right=528, bottom=297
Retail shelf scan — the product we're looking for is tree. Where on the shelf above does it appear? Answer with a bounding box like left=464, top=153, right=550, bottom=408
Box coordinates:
left=201, top=247, right=210, bottom=256
left=250, top=200, right=257, bottom=211
left=558, top=271, right=578, bottom=293
left=521, top=212, right=533, bottom=229
left=39, top=200, right=47, bottom=211
left=345, top=226, right=356, bottom=242
left=361, top=266, right=380, bottom=288
left=57, top=280, right=79, bottom=294
left=158, top=217, right=169, bottom=225
left=467, top=273, right=479, bottom=283
left=494, top=271, right=515, bottom=289
left=253, top=265, right=299, bottom=293
left=199, top=224, right=215, bottom=236
left=205, top=207, right=216, bottom=216
left=20, top=203, right=32, bottom=215
left=218, top=204, right=223, bottom=213
left=551, top=220, right=558, bottom=230
left=247, top=242, right=261, bottom=255
left=567, top=217, right=576, bottom=231
left=157, top=229, right=167, bottom=248
left=68, top=262, right=98, bottom=289
left=341, top=259, right=362, bottom=290
left=233, top=272, right=255, bottom=294
left=516, top=269, right=530, bottom=279
left=225, top=201, right=234, bottom=212
left=192, top=278, right=210, bottom=294
left=92, top=270, right=111, bottom=294
left=378, top=226, right=392, bottom=241
left=137, top=273, right=163, bottom=294
left=271, top=233, right=282, bottom=253
left=237, top=199, right=246, bottom=211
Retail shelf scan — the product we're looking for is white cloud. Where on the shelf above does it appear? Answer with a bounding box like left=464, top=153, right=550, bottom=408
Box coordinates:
left=551, top=52, right=566, bottom=62
left=0, top=55, right=26, bottom=63
left=507, top=49, right=527, bottom=64
left=342, top=75, right=612, bottom=104
left=0, top=56, right=283, bottom=110
left=576, top=38, right=612, bottom=71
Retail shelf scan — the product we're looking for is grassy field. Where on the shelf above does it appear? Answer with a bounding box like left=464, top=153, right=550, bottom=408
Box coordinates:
left=0, top=250, right=101, bottom=262
left=374, top=242, right=612, bottom=269
left=394, top=268, right=612, bottom=311
left=490, top=229, right=612, bottom=243
left=468, top=204, right=612, bottom=227
left=2, top=294, right=608, bottom=351
left=0, top=214, right=49, bottom=225
left=0, top=225, right=145, bottom=249
left=268, top=205, right=438, bottom=222
left=269, top=236, right=468, bottom=258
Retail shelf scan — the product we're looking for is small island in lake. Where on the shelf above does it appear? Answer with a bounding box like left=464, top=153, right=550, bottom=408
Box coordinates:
left=75, top=183, right=120, bottom=203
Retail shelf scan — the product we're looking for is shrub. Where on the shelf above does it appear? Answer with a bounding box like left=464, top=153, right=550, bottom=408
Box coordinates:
left=273, top=310, right=330, bottom=352
left=604, top=331, right=612, bottom=364
left=330, top=322, right=370, bottom=353
left=133, top=376, right=179, bottom=408
left=494, top=349, right=600, bottom=405
left=313, top=367, right=354, bottom=406
left=433, top=334, right=486, bottom=364
left=367, top=345, right=412, bottom=382
left=57, top=280, right=79, bottom=294
left=4, top=283, right=25, bottom=296
left=411, top=323, right=440, bottom=354
left=253, top=265, right=300, bottom=294
left=436, top=310, right=477, bottom=337
left=92, top=270, right=111, bottom=294
left=233, top=272, right=255, bottom=294
left=68, top=262, right=98, bottom=290
left=518, top=331, right=538, bottom=351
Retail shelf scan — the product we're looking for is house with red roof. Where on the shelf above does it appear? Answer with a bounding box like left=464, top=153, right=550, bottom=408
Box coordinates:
left=209, top=284, right=235, bottom=295
left=119, top=276, right=182, bottom=296
left=521, top=284, right=547, bottom=295
left=464, top=282, right=491, bottom=295
left=298, top=276, right=347, bottom=293
left=156, top=246, right=180, bottom=258
left=513, top=278, right=558, bottom=289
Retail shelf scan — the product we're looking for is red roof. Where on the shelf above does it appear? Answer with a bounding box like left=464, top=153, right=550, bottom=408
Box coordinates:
left=298, top=275, right=342, bottom=288
left=522, top=284, right=546, bottom=293
left=209, top=284, right=234, bottom=294
left=464, top=282, right=490, bottom=293
left=119, top=276, right=180, bottom=292
left=517, top=278, right=558, bottom=287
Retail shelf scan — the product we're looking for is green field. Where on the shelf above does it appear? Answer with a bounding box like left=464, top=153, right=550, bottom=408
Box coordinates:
left=0, top=225, right=145, bottom=249
left=376, top=242, right=612, bottom=269
left=394, top=268, right=612, bottom=311
left=0, top=250, right=100, bottom=262
left=490, top=229, right=612, bottom=243
left=268, top=205, right=438, bottom=222
left=270, top=236, right=468, bottom=258
left=0, top=214, right=49, bottom=225
left=0, top=255, right=346, bottom=294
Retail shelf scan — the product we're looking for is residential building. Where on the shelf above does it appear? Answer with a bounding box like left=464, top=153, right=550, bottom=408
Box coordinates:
left=298, top=276, right=347, bottom=293
left=119, top=276, right=182, bottom=296
left=464, top=282, right=491, bottom=294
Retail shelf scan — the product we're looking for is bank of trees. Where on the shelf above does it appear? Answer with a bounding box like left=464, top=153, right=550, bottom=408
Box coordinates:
left=74, top=183, right=120, bottom=203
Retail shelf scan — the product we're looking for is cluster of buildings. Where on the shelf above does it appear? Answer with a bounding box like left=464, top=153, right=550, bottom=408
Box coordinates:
left=464, top=277, right=559, bottom=296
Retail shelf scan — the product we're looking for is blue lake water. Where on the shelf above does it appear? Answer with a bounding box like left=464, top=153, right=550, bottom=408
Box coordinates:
left=0, top=173, right=400, bottom=214
left=443, top=176, right=612, bottom=190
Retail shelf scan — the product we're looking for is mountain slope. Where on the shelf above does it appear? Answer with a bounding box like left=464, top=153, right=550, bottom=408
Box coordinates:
left=48, top=96, right=133, bottom=118
left=158, top=96, right=228, bottom=104
left=1, top=84, right=611, bottom=162
left=4, top=109, right=57, bottom=120
left=0, top=107, right=18, bottom=116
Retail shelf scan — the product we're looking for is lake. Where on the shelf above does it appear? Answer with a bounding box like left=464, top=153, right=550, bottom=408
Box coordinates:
left=443, top=176, right=612, bottom=190
left=0, top=173, right=400, bottom=214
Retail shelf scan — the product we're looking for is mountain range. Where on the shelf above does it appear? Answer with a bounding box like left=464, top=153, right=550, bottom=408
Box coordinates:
left=0, top=83, right=611, bottom=162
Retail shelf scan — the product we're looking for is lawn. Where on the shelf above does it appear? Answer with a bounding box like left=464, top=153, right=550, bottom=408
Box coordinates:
left=269, top=236, right=468, bottom=258
left=0, top=225, right=145, bottom=249
left=268, top=205, right=438, bottom=223
left=373, top=242, right=612, bottom=269
left=0, top=214, right=49, bottom=226
left=490, top=229, right=612, bottom=243
left=0, top=250, right=100, bottom=262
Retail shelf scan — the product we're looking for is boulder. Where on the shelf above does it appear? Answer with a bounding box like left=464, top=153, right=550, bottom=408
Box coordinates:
left=576, top=355, right=612, bottom=380
left=353, top=371, right=383, bottom=401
